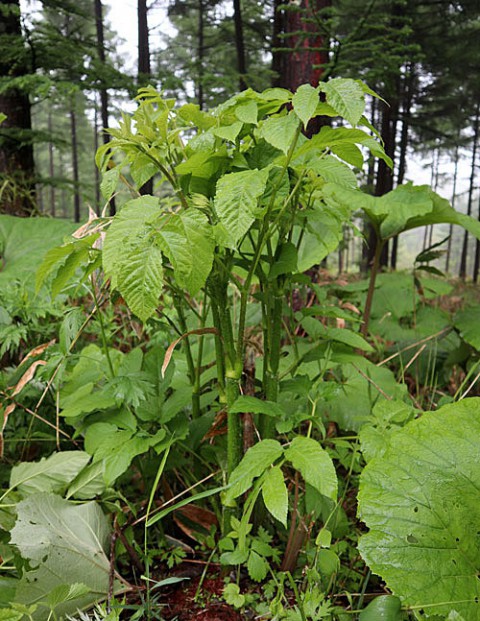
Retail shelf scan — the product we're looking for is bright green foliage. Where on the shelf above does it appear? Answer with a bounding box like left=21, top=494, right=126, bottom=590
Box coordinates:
left=92, top=82, right=392, bottom=324
left=10, top=493, right=124, bottom=617
left=284, top=436, right=337, bottom=502
left=0, top=216, right=76, bottom=289
left=358, top=398, right=480, bottom=619
left=325, top=182, right=480, bottom=242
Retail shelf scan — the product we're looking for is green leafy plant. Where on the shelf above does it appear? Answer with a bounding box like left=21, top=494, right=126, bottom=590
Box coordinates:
left=358, top=397, right=480, bottom=619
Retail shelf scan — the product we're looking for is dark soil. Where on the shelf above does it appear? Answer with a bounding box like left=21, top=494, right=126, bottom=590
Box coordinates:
left=158, top=575, right=243, bottom=621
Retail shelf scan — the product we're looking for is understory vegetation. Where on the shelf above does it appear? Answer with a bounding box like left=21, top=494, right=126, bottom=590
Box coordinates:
left=1, top=81, right=480, bottom=621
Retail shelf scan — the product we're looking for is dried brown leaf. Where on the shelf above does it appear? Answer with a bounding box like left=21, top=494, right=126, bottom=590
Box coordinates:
left=162, top=328, right=218, bottom=377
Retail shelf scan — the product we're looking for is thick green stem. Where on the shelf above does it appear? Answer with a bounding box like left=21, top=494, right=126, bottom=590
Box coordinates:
left=261, top=291, right=283, bottom=439
left=361, top=237, right=385, bottom=337
left=172, top=292, right=200, bottom=418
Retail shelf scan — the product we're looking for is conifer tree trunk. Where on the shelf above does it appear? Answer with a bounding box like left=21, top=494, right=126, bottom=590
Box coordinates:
left=0, top=0, right=36, bottom=215
left=70, top=98, right=81, bottom=223
left=459, top=102, right=479, bottom=280
left=48, top=109, right=55, bottom=217
left=233, top=0, right=247, bottom=91
left=137, top=0, right=153, bottom=195
left=197, top=0, right=205, bottom=108
left=391, top=67, right=414, bottom=269
left=272, top=0, right=330, bottom=91
left=94, top=0, right=115, bottom=215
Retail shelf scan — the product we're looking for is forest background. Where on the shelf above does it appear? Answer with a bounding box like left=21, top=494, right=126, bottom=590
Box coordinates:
left=1, top=0, right=479, bottom=277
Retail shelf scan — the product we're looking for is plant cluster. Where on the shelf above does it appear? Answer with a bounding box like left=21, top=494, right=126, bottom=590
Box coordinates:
left=1, top=79, right=480, bottom=621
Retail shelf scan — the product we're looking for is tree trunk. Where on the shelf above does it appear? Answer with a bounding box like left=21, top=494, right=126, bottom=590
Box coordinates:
left=70, top=98, right=81, bottom=223
left=459, top=101, right=479, bottom=280
left=233, top=0, right=247, bottom=91
left=94, top=0, right=115, bottom=215
left=445, top=144, right=459, bottom=273
left=197, top=0, right=205, bottom=109
left=48, top=108, right=55, bottom=216
left=138, top=0, right=151, bottom=81
left=366, top=96, right=398, bottom=268
left=272, top=0, right=330, bottom=91
left=137, top=0, right=153, bottom=195
left=391, top=66, right=414, bottom=269
left=0, top=0, right=36, bottom=215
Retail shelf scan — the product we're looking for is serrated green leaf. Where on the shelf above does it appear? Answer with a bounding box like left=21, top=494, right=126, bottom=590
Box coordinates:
left=262, top=466, right=288, bottom=526
left=247, top=550, right=269, bottom=582
left=284, top=436, right=337, bottom=501
left=359, top=596, right=403, bottom=621
left=358, top=398, right=480, bottom=619
left=35, top=243, right=76, bottom=293
left=308, top=155, right=357, bottom=188
left=100, top=167, right=120, bottom=200
left=320, top=78, right=365, bottom=126
left=214, top=168, right=269, bottom=247
left=292, top=84, right=319, bottom=128
left=155, top=209, right=214, bottom=294
left=103, top=196, right=164, bottom=321
left=130, top=153, right=157, bottom=189
left=260, top=112, right=300, bottom=155
left=224, top=439, right=283, bottom=504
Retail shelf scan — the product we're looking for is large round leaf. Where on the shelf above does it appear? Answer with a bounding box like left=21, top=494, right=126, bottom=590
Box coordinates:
left=358, top=398, right=480, bottom=619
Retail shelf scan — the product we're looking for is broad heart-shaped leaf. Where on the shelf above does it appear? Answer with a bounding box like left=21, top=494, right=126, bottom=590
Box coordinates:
left=10, top=452, right=91, bottom=496
left=10, top=493, right=125, bottom=618
left=323, top=182, right=434, bottom=240
left=214, top=168, right=269, bottom=247
left=454, top=306, right=480, bottom=350
left=404, top=189, right=480, bottom=241
left=262, top=466, right=288, bottom=527
left=292, top=84, right=319, bottom=129
left=284, top=436, right=337, bottom=501
left=155, top=209, right=214, bottom=295
left=103, top=196, right=164, bottom=321
left=358, top=398, right=480, bottom=619
left=259, top=111, right=300, bottom=155
left=224, top=439, right=283, bottom=505
left=320, top=78, right=365, bottom=127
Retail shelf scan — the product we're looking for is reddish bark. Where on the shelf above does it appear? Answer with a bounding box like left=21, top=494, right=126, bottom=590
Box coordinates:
left=272, top=0, right=330, bottom=91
